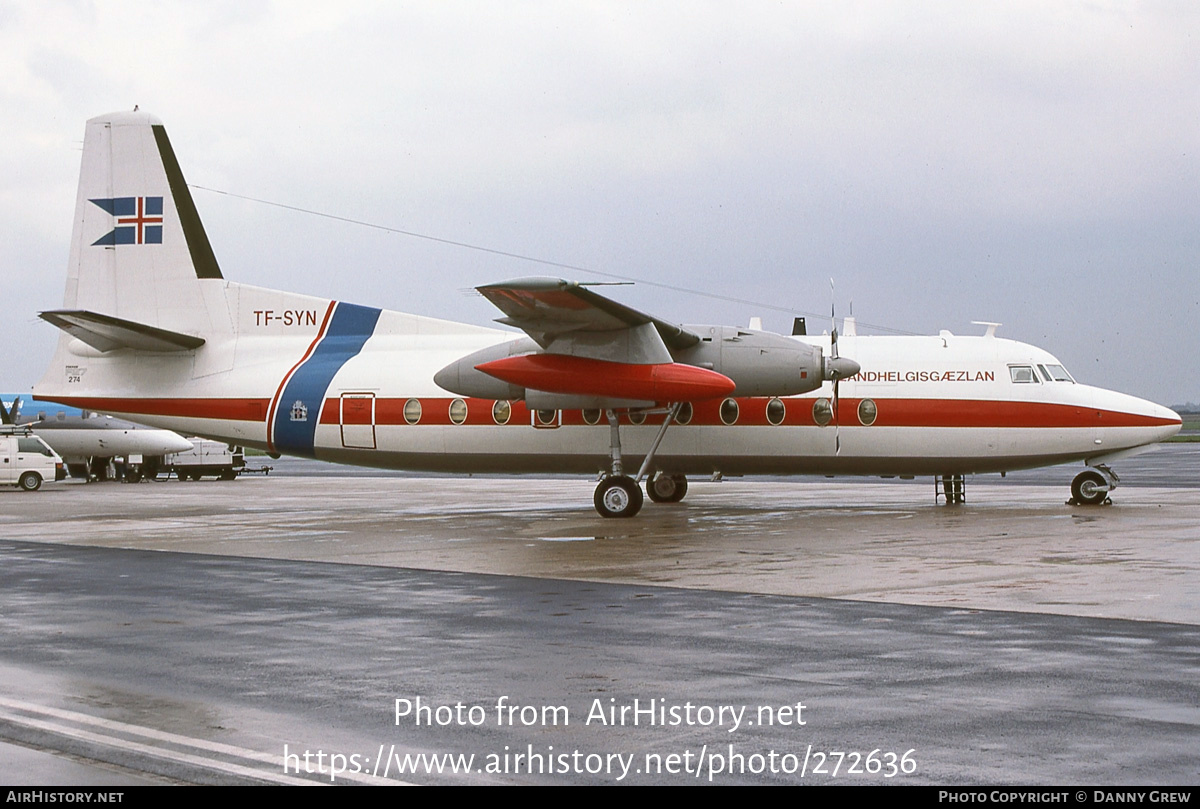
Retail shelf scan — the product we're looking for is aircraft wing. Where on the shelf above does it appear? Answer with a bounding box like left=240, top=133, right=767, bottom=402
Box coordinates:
left=477, top=277, right=700, bottom=351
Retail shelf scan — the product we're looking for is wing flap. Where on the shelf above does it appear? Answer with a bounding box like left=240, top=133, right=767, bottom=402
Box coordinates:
left=477, top=277, right=700, bottom=350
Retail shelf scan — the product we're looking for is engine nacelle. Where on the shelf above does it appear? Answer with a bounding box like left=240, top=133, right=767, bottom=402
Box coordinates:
left=433, top=338, right=534, bottom=400
left=435, top=326, right=854, bottom=403
left=674, top=326, right=829, bottom=397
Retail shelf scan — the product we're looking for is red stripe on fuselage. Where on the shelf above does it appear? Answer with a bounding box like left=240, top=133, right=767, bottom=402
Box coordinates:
left=854, top=398, right=1178, bottom=429
left=41, top=397, right=272, bottom=421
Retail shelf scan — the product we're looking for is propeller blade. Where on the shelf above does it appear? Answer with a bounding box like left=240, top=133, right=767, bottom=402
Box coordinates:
left=833, top=377, right=841, bottom=455
left=829, top=278, right=839, bottom=359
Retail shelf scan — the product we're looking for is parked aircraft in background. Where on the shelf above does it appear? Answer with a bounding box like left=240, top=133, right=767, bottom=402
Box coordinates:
left=1, top=394, right=193, bottom=481
left=32, top=111, right=1182, bottom=515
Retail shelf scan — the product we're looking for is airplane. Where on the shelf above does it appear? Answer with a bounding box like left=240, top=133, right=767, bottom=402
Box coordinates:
left=32, top=110, right=1182, bottom=516
left=1, top=394, right=195, bottom=481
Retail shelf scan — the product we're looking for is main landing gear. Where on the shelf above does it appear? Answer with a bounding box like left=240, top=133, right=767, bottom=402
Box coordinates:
left=594, top=404, right=687, bottom=518
left=595, top=475, right=643, bottom=518
left=647, top=472, right=688, bottom=503
left=1070, top=466, right=1116, bottom=506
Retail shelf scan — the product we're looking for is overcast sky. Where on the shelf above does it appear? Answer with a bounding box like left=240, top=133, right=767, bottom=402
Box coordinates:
left=2, top=1, right=1197, bottom=405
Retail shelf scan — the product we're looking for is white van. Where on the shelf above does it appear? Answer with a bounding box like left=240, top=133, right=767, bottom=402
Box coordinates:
left=0, top=429, right=66, bottom=491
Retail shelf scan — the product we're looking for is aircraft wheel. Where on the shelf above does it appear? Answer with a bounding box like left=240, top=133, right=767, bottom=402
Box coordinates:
left=18, top=472, right=42, bottom=492
left=1071, top=470, right=1108, bottom=506
left=594, top=475, right=643, bottom=518
left=647, top=473, right=688, bottom=504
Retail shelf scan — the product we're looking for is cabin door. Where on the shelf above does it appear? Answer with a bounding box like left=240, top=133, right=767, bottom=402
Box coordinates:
left=340, top=393, right=377, bottom=449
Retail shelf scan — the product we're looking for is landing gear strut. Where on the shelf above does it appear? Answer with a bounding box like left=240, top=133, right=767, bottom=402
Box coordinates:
left=593, top=404, right=686, bottom=517
left=594, top=409, right=643, bottom=518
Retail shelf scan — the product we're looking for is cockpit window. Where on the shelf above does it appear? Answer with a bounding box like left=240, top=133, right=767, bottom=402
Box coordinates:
left=1009, top=365, right=1037, bottom=383
left=1042, top=364, right=1074, bottom=383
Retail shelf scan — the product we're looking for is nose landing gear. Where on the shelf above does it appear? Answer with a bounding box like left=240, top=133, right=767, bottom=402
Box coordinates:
left=1070, top=467, right=1116, bottom=506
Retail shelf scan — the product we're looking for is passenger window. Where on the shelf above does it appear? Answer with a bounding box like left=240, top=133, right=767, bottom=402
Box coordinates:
left=1009, top=366, right=1037, bottom=383
left=857, top=399, right=878, bottom=426
left=403, top=398, right=422, bottom=424
left=719, top=398, right=739, bottom=425
left=812, top=398, right=833, bottom=427
left=766, top=398, right=786, bottom=426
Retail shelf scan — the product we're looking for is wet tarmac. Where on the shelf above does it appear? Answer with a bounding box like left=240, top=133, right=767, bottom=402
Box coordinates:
left=1, top=448, right=1197, bottom=785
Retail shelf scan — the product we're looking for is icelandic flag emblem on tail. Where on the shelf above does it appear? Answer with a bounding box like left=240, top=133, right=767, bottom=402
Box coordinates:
left=90, top=196, right=164, bottom=245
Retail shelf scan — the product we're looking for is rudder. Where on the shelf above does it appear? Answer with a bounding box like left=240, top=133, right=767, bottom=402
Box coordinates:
left=62, top=110, right=226, bottom=336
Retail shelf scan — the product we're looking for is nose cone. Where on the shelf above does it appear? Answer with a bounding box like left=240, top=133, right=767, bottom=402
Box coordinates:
left=160, top=431, right=198, bottom=454
left=825, top=356, right=861, bottom=381
left=1091, top=386, right=1183, bottom=446
left=432, top=362, right=461, bottom=394
left=435, top=354, right=524, bottom=400
left=1158, top=403, right=1184, bottom=441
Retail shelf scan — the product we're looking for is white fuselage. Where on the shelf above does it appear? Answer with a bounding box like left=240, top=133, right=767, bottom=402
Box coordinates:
left=34, top=283, right=1182, bottom=478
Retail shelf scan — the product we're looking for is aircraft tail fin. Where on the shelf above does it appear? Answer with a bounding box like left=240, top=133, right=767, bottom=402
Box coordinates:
left=61, top=110, right=229, bottom=338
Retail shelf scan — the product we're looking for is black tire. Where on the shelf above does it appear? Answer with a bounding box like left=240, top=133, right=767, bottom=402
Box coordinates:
left=18, top=472, right=42, bottom=492
left=594, top=475, right=644, bottom=518
left=1071, top=470, right=1108, bottom=506
left=647, top=473, right=688, bottom=504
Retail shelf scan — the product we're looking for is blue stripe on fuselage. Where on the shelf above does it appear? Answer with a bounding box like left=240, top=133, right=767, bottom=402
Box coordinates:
left=272, top=303, right=381, bottom=457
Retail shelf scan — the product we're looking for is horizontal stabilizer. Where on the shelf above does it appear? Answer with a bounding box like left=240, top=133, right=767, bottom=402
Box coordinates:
left=39, top=309, right=205, bottom=353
